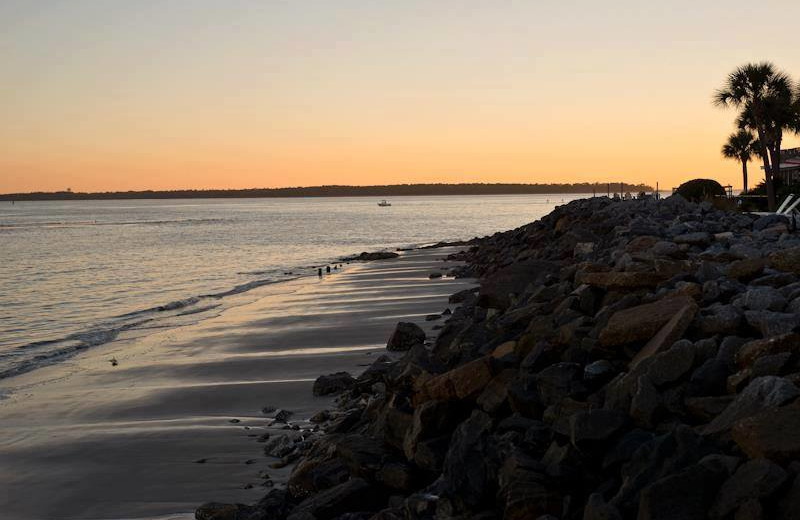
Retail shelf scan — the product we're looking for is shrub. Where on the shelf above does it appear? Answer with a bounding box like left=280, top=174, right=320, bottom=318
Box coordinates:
left=674, top=179, right=725, bottom=202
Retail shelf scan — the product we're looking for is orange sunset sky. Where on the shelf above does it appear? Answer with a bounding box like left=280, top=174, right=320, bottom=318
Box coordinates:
left=2, top=1, right=800, bottom=193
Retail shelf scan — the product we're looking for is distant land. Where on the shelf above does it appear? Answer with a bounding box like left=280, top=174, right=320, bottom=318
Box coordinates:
left=0, top=183, right=654, bottom=201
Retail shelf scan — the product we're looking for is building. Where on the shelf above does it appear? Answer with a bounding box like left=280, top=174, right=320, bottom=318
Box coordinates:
left=778, top=147, right=800, bottom=185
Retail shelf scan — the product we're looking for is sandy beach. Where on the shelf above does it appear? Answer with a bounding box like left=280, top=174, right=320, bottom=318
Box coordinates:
left=0, top=247, right=474, bottom=520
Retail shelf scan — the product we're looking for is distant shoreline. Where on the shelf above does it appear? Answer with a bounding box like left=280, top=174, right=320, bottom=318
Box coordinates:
left=0, top=182, right=653, bottom=201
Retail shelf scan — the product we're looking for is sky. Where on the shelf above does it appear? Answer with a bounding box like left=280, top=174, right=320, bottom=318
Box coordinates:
left=2, top=1, right=800, bottom=193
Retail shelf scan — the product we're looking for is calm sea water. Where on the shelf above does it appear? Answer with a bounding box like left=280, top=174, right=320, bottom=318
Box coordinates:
left=0, top=194, right=583, bottom=380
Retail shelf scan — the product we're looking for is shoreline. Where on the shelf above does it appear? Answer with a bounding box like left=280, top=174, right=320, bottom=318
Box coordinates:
left=0, top=245, right=433, bottom=384
left=0, top=247, right=475, bottom=519
left=199, top=196, right=800, bottom=520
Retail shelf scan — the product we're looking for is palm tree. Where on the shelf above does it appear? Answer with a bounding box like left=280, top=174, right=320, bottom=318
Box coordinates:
left=722, top=130, right=758, bottom=193
left=714, top=62, right=795, bottom=211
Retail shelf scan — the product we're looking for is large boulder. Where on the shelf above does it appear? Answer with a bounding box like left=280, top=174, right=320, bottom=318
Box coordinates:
left=600, top=295, right=697, bottom=348
left=478, top=260, right=559, bottom=309
left=709, top=459, right=787, bottom=519
left=702, top=376, right=800, bottom=435
left=575, top=271, right=665, bottom=290
left=769, top=246, right=800, bottom=275
left=732, top=404, right=800, bottom=462
left=313, top=372, right=356, bottom=396
left=386, top=322, right=425, bottom=351
left=287, top=478, right=379, bottom=520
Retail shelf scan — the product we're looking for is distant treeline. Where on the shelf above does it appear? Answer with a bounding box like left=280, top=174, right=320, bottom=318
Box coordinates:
left=0, top=183, right=654, bottom=201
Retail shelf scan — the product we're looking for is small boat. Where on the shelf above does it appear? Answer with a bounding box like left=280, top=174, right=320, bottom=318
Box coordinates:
left=378, top=200, right=391, bottom=207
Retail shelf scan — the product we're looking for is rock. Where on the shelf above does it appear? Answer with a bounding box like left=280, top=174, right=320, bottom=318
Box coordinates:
left=288, top=478, right=378, bottom=520
left=196, top=502, right=262, bottom=520
left=584, top=359, right=616, bottom=384
left=768, top=245, right=800, bottom=274
left=600, top=295, right=697, bottom=348
left=612, top=425, right=712, bottom=515
left=274, top=409, right=293, bottom=423
left=751, top=352, right=792, bottom=377
left=583, top=493, right=622, bottom=520
left=776, top=474, right=800, bottom=520
left=736, top=333, right=800, bottom=368
left=753, top=214, right=789, bottom=231
left=569, top=409, right=629, bottom=448
left=687, top=358, right=729, bottom=397
left=726, top=258, right=767, bottom=281
left=630, top=375, right=660, bottom=427
left=386, top=322, right=425, bottom=351
left=697, top=304, right=743, bottom=336
left=449, top=287, right=478, bottom=304
left=710, top=459, right=787, bottom=519
left=732, top=404, right=800, bottom=462
left=403, top=400, right=465, bottom=463
left=703, top=376, right=800, bottom=435
left=535, top=362, right=584, bottom=406
left=685, top=396, right=735, bottom=422
left=744, top=310, right=800, bottom=337
left=576, top=271, right=665, bottom=290
left=349, top=251, right=400, bottom=261
left=375, top=462, right=415, bottom=491
left=478, top=260, right=559, bottom=309
left=476, top=369, right=515, bottom=413
left=630, top=298, right=699, bottom=367
left=638, top=461, right=729, bottom=520
left=438, top=411, right=495, bottom=511
left=736, top=287, right=787, bottom=311
left=495, top=449, right=561, bottom=520
left=264, top=433, right=300, bottom=458
left=645, top=341, right=696, bottom=386
left=674, top=231, right=712, bottom=246
left=313, top=372, right=356, bottom=396
left=415, top=356, right=494, bottom=404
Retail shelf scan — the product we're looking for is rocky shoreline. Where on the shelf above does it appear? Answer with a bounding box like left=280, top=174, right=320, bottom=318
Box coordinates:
left=198, top=196, right=800, bottom=520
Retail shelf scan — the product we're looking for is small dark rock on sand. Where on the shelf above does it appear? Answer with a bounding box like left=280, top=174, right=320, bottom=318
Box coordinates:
left=313, top=372, right=356, bottom=396
left=386, top=322, right=426, bottom=351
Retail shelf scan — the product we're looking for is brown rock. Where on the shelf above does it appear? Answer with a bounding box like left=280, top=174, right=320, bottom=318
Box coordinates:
left=415, top=356, right=493, bottom=404
left=492, top=340, right=517, bottom=359
left=576, top=271, right=665, bottom=290
left=630, top=298, right=698, bottom=368
left=732, top=404, right=800, bottom=462
left=735, top=333, right=800, bottom=369
left=726, top=258, right=766, bottom=281
left=769, top=246, right=800, bottom=275
left=599, top=294, right=696, bottom=350
left=477, top=369, right=516, bottom=413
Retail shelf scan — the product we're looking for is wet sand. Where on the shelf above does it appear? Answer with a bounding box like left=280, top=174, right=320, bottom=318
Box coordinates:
left=0, top=247, right=475, bottom=520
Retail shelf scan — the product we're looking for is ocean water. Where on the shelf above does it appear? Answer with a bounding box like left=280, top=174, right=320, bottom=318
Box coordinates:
left=0, top=194, right=583, bottom=380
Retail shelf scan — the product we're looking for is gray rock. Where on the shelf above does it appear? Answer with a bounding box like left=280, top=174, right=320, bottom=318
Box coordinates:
left=386, top=322, right=425, bottom=351
left=569, top=409, right=629, bottom=448
left=313, top=372, right=356, bottom=396
left=674, top=232, right=712, bottom=246
left=646, top=341, right=696, bottom=386
left=288, top=478, right=377, bottom=520
left=744, top=310, right=800, bottom=337
left=753, top=214, right=789, bottom=231
left=735, top=287, right=787, bottom=312
left=698, top=304, right=743, bottom=335
left=703, top=376, right=800, bottom=435
left=710, top=459, right=787, bottom=519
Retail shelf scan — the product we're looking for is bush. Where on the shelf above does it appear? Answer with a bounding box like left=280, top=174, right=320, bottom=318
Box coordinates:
left=674, top=179, right=726, bottom=202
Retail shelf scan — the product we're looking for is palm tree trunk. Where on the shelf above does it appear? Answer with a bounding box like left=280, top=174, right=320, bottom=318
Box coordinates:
left=741, top=160, right=748, bottom=193
left=754, top=126, right=776, bottom=211
left=769, top=144, right=782, bottom=211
